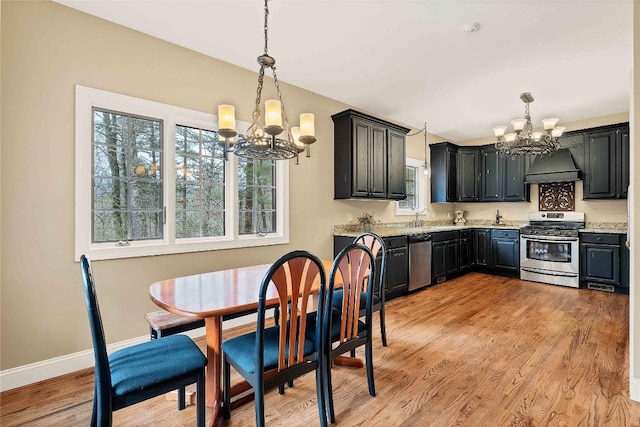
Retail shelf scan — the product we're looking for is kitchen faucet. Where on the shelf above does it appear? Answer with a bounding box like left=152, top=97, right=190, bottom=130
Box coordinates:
left=496, top=210, right=503, bottom=225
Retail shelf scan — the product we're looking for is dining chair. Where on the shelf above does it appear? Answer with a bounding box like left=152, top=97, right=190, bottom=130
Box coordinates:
left=323, top=242, right=377, bottom=423
left=80, top=255, right=207, bottom=427
left=332, top=232, right=388, bottom=348
left=221, top=250, right=328, bottom=427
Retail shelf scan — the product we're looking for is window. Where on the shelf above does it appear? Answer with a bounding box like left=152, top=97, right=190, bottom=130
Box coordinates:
left=396, top=158, right=426, bottom=216
left=76, top=85, right=289, bottom=260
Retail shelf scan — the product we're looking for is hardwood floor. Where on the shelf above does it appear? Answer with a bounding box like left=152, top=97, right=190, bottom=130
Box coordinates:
left=3, top=272, right=640, bottom=426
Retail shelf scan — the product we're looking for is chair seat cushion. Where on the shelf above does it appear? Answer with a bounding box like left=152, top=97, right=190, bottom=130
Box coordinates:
left=306, top=308, right=365, bottom=343
left=222, top=325, right=316, bottom=375
left=331, top=289, right=379, bottom=311
left=109, top=334, right=206, bottom=396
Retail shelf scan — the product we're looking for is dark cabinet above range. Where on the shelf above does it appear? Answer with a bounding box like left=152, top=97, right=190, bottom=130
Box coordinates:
left=332, top=109, right=410, bottom=200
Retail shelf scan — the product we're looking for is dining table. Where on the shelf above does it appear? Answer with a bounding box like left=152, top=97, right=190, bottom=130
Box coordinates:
left=149, top=259, right=336, bottom=426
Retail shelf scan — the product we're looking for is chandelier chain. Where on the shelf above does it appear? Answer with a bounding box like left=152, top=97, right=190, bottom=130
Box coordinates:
left=271, top=66, right=290, bottom=133
left=263, top=0, right=269, bottom=55
left=252, top=65, right=266, bottom=124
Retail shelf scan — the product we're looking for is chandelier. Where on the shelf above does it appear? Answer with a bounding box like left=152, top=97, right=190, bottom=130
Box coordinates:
left=492, top=93, right=565, bottom=156
left=217, top=0, right=316, bottom=161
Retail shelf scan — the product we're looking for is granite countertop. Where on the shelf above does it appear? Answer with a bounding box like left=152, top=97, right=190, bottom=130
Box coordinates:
left=333, top=221, right=628, bottom=237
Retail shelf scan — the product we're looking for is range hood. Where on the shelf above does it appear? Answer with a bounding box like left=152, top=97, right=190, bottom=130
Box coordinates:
left=525, top=148, right=580, bottom=184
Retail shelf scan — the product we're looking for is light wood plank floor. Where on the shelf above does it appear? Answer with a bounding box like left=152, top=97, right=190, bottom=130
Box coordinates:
left=3, top=272, right=640, bottom=426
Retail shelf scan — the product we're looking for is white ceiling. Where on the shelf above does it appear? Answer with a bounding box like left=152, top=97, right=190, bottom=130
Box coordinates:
left=55, top=0, right=633, bottom=141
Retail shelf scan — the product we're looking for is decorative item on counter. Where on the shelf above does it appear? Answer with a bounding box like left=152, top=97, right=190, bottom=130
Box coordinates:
left=357, top=212, right=377, bottom=232
left=454, top=210, right=466, bottom=226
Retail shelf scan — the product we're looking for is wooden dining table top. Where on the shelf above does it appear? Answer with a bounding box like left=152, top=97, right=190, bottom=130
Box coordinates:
left=149, top=259, right=336, bottom=319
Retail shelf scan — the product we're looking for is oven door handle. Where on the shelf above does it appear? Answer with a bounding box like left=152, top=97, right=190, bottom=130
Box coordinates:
left=521, top=267, right=578, bottom=278
left=521, top=235, right=579, bottom=243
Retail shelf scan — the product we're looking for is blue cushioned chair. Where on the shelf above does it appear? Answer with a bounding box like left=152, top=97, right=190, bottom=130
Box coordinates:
left=221, top=250, right=328, bottom=427
left=323, top=243, right=377, bottom=423
left=332, top=232, right=387, bottom=348
left=80, top=255, right=207, bottom=427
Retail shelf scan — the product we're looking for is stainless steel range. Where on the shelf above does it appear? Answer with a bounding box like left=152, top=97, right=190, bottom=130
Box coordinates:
left=520, top=211, right=585, bottom=288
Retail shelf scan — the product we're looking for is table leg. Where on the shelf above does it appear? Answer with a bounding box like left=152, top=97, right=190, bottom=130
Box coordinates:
left=205, top=316, right=222, bottom=425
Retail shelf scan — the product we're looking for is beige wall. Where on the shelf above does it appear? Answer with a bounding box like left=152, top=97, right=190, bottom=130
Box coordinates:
left=0, top=0, right=632, bottom=373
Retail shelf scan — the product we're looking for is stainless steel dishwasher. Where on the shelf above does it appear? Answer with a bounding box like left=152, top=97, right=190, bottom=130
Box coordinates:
left=408, top=233, right=432, bottom=291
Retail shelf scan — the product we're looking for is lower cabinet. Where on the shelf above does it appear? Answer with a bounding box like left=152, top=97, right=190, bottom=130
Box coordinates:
left=490, top=229, right=520, bottom=275
left=459, top=230, right=471, bottom=272
left=333, top=235, right=408, bottom=300
left=471, top=228, right=492, bottom=268
left=432, top=230, right=460, bottom=284
left=580, top=233, right=629, bottom=294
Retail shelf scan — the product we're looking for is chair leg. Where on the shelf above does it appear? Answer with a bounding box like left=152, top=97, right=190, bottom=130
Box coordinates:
left=350, top=348, right=356, bottom=358
left=365, top=341, right=376, bottom=397
left=90, top=391, right=97, bottom=427
left=379, top=305, right=388, bottom=347
left=324, top=361, right=336, bottom=424
left=278, top=384, right=285, bottom=394
left=315, top=366, right=328, bottom=427
left=223, top=356, right=231, bottom=420
left=196, top=368, right=205, bottom=427
left=178, top=387, right=186, bottom=410
left=255, top=382, right=266, bottom=427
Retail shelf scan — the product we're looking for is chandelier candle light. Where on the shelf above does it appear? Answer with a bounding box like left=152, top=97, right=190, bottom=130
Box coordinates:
left=217, top=0, right=316, bottom=161
left=492, top=93, right=565, bottom=156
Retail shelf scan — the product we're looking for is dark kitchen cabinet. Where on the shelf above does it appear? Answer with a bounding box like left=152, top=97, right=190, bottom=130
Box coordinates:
left=432, top=230, right=460, bottom=284
left=580, top=233, right=628, bottom=293
left=332, top=109, right=409, bottom=200
left=430, top=142, right=458, bottom=203
left=480, top=145, right=529, bottom=202
left=583, top=123, right=629, bottom=199
left=471, top=228, right=492, bottom=268
left=491, top=229, right=520, bottom=275
left=457, top=147, right=481, bottom=202
left=459, top=229, right=471, bottom=272
left=333, top=234, right=408, bottom=300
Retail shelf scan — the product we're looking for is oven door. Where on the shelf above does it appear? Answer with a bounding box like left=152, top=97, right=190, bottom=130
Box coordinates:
left=520, top=234, right=579, bottom=275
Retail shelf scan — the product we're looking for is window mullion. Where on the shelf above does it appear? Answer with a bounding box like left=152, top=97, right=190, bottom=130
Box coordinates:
left=164, top=115, right=177, bottom=245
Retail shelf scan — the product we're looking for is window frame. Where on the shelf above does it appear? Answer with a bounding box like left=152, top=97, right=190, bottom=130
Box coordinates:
left=395, top=157, right=427, bottom=216
left=75, top=85, right=289, bottom=261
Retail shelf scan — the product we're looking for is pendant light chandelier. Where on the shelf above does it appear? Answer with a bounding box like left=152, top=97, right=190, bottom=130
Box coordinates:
left=492, top=93, right=565, bottom=156
left=217, top=0, right=316, bottom=161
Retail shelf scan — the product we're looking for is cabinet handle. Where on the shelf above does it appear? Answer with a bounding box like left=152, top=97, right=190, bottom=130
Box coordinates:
left=597, top=237, right=602, bottom=241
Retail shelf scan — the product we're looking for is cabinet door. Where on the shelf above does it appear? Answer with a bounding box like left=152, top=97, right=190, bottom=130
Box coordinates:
left=584, top=130, right=616, bottom=199
left=492, top=238, right=519, bottom=271
left=503, top=155, right=527, bottom=201
left=481, top=147, right=502, bottom=201
left=430, top=143, right=457, bottom=203
left=369, top=125, right=387, bottom=198
left=446, top=148, right=458, bottom=202
left=458, top=148, right=480, bottom=202
left=387, top=130, right=407, bottom=200
left=432, top=241, right=447, bottom=281
left=459, top=233, right=470, bottom=271
left=445, top=240, right=459, bottom=275
left=581, top=244, right=620, bottom=285
left=618, top=128, right=629, bottom=198
left=386, top=247, right=408, bottom=296
left=473, top=229, right=492, bottom=267
left=352, top=120, right=371, bottom=197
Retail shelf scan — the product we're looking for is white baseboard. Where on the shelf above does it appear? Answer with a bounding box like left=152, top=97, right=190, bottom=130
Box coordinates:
left=0, top=314, right=256, bottom=392
left=630, top=377, right=640, bottom=402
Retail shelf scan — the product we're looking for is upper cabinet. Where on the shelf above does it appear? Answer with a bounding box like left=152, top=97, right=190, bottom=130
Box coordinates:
left=430, top=142, right=458, bottom=203
left=332, top=109, right=409, bottom=200
left=457, top=147, right=481, bottom=202
left=583, top=123, right=629, bottom=199
left=480, top=145, right=529, bottom=202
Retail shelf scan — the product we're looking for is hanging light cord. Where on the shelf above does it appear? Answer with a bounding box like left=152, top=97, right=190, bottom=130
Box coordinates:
left=407, top=122, right=428, bottom=168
